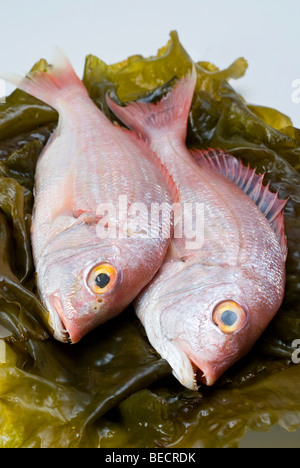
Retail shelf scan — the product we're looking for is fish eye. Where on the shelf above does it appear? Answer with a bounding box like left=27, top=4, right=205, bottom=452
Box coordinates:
left=213, top=301, right=247, bottom=334
left=95, top=273, right=111, bottom=289
left=87, top=264, right=118, bottom=295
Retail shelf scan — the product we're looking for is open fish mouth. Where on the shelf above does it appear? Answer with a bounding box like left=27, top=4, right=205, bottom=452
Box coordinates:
left=174, top=340, right=217, bottom=388
left=189, top=355, right=221, bottom=387
left=56, top=321, right=71, bottom=343
left=167, top=342, right=199, bottom=391
left=190, top=361, right=208, bottom=386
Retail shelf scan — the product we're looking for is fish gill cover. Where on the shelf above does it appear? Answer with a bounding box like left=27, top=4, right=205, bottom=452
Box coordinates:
left=0, top=31, right=299, bottom=448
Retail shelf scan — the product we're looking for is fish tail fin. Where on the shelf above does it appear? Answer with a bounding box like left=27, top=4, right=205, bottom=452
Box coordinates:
left=0, top=47, right=88, bottom=110
left=107, top=66, right=197, bottom=142
left=191, top=148, right=288, bottom=259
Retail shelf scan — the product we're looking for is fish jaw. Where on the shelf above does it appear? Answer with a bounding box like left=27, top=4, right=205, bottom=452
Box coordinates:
left=44, top=294, right=70, bottom=343
left=50, top=294, right=83, bottom=344
left=44, top=279, right=117, bottom=344
left=136, top=284, right=198, bottom=391
left=49, top=289, right=119, bottom=344
left=142, top=320, right=198, bottom=390
left=168, top=342, right=198, bottom=391
left=48, top=275, right=124, bottom=343
left=176, top=340, right=224, bottom=387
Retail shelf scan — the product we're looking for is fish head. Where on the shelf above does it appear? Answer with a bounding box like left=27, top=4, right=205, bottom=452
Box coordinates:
left=139, top=261, right=285, bottom=390
left=38, top=235, right=167, bottom=343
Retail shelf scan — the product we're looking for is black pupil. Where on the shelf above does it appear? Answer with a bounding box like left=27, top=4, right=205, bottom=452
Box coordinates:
left=221, top=310, right=238, bottom=327
left=95, top=273, right=110, bottom=289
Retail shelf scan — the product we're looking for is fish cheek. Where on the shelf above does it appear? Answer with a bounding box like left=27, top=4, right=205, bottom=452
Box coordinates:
left=119, top=242, right=163, bottom=300
left=216, top=321, right=254, bottom=369
left=195, top=311, right=249, bottom=364
left=90, top=296, right=104, bottom=314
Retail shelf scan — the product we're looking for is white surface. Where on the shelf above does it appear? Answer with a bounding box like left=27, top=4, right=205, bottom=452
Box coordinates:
left=0, top=0, right=300, bottom=126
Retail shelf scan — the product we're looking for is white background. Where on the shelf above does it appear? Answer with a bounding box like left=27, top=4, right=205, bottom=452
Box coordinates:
left=0, top=0, right=299, bottom=126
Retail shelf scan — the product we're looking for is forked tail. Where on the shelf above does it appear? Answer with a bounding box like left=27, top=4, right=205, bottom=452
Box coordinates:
left=0, top=48, right=88, bottom=110
left=107, top=66, right=197, bottom=142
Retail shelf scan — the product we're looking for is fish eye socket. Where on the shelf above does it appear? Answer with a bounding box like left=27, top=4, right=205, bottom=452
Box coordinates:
left=87, top=264, right=118, bottom=295
left=213, top=301, right=247, bottom=334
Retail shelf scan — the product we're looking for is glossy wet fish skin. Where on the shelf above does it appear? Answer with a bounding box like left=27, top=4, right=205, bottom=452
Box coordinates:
left=6, top=54, right=174, bottom=343
left=108, top=71, right=287, bottom=390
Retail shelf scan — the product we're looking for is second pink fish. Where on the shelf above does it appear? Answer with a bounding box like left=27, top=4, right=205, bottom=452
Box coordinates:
left=108, top=68, right=287, bottom=390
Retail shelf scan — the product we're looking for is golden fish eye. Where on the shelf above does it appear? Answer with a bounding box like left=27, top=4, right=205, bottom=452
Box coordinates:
left=213, top=301, right=247, bottom=334
left=87, top=264, right=118, bottom=295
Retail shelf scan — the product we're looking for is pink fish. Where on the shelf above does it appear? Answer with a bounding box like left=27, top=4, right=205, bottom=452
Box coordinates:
left=3, top=53, right=176, bottom=343
left=107, top=70, right=287, bottom=390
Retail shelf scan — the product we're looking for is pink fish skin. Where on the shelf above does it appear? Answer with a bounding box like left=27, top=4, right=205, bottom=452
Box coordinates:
left=5, top=52, right=176, bottom=343
left=107, top=69, right=287, bottom=390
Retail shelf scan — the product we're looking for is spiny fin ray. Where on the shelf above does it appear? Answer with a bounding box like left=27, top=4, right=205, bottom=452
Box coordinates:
left=191, top=148, right=288, bottom=259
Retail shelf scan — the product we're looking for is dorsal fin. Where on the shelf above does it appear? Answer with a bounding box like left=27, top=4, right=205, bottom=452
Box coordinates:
left=191, top=148, right=288, bottom=259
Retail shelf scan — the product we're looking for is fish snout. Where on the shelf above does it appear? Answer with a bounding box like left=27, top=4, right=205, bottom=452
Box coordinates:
left=189, top=358, right=220, bottom=387
left=50, top=294, right=81, bottom=343
left=50, top=294, right=104, bottom=344
left=176, top=339, right=221, bottom=387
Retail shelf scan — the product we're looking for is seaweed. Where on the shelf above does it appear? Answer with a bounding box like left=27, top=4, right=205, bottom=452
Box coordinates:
left=0, top=31, right=299, bottom=448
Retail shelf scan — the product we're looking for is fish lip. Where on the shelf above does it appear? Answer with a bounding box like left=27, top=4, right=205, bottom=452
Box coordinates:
left=188, top=357, right=215, bottom=387
left=49, top=294, right=73, bottom=343
left=166, top=341, right=199, bottom=391
left=176, top=340, right=218, bottom=387
left=175, top=352, right=212, bottom=388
